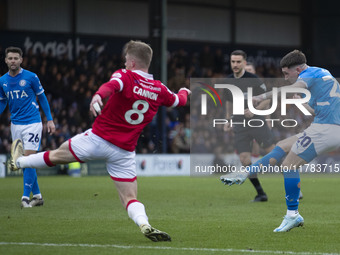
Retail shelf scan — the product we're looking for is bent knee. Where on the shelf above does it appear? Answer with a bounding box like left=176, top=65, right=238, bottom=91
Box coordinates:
left=276, top=141, right=290, bottom=153
left=49, top=145, right=75, bottom=163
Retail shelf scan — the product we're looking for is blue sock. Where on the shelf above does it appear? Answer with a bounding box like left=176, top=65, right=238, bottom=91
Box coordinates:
left=284, top=170, right=301, bottom=210
left=31, top=169, right=41, bottom=196
left=23, top=168, right=35, bottom=197
left=249, top=146, right=286, bottom=174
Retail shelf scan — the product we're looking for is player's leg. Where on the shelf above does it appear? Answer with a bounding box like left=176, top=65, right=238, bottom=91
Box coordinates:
left=12, top=140, right=76, bottom=170
left=10, top=124, right=39, bottom=208
left=282, top=152, right=305, bottom=211
left=220, top=135, right=295, bottom=186
left=23, top=149, right=44, bottom=207
left=273, top=151, right=305, bottom=232
left=249, top=126, right=276, bottom=201
left=274, top=124, right=340, bottom=232
left=220, top=129, right=252, bottom=185
left=275, top=137, right=305, bottom=200
left=223, top=128, right=267, bottom=201
left=239, top=151, right=267, bottom=202
left=21, top=123, right=44, bottom=207
left=10, top=125, right=29, bottom=207
left=114, top=180, right=171, bottom=242
left=114, top=180, right=148, bottom=226
left=278, top=138, right=304, bottom=201
left=30, top=165, right=44, bottom=206
left=22, top=164, right=34, bottom=208
left=249, top=178, right=267, bottom=201
left=106, top=143, right=171, bottom=242
left=22, top=151, right=37, bottom=208
left=249, top=143, right=267, bottom=201
left=29, top=162, right=44, bottom=207
left=251, top=141, right=261, bottom=165
left=12, top=130, right=96, bottom=170
left=249, top=135, right=297, bottom=174
left=250, top=124, right=280, bottom=172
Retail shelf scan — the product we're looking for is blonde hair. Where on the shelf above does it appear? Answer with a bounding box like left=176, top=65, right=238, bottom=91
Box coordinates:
left=123, top=40, right=153, bottom=69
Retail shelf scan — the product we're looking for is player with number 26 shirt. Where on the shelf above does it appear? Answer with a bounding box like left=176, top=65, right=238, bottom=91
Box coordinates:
left=0, top=46, right=55, bottom=208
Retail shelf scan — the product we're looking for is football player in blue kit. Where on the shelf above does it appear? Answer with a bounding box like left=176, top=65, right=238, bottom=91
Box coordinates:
left=0, top=47, right=55, bottom=208
left=221, top=50, right=340, bottom=232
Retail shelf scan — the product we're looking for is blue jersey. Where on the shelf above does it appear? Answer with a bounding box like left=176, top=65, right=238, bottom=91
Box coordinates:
left=298, top=66, right=340, bottom=125
left=0, top=68, right=44, bottom=124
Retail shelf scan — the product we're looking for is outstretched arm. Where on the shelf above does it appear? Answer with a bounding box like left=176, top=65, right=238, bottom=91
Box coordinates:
left=177, top=88, right=191, bottom=106
left=253, top=80, right=307, bottom=104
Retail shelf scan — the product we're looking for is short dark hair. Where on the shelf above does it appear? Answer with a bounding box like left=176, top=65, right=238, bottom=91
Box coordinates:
left=5, top=47, right=23, bottom=57
left=230, top=50, right=247, bottom=60
left=280, top=50, right=306, bottom=68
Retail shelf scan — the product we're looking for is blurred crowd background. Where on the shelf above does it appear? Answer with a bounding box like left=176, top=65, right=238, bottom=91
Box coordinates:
left=1, top=0, right=339, bottom=157
left=0, top=44, right=317, bottom=155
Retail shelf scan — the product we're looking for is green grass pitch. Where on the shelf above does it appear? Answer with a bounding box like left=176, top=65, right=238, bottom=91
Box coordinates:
left=1, top=174, right=340, bottom=255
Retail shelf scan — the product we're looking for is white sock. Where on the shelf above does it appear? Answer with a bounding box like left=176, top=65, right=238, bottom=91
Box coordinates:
left=287, top=209, right=299, bottom=217
left=33, top=194, right=42, bottom=199
left=127, top=201, right=149, bottom=227
left=21, top=196, right=30, bottom=200
left=17, top=152, right=48, bottom=169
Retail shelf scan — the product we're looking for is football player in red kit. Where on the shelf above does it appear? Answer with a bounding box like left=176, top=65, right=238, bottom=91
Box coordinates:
left=9, top=40, right=191, bottom=242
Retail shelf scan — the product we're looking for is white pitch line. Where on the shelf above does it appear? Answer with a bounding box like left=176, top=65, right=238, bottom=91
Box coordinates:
left=0, top=242, right=339, bottom=255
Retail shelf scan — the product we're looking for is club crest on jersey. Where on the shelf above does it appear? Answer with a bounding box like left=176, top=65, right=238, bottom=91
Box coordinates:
left=19, top=80, right=26, bottom=87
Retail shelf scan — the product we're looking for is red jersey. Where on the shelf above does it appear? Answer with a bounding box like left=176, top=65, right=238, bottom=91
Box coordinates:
left=92, top=69, right=187, bottom=151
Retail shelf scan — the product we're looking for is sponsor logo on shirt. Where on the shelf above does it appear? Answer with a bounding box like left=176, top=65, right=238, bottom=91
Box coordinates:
left=139, top=83, right=161, bottom=92
left=6, top=90, right=29, bottom=99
